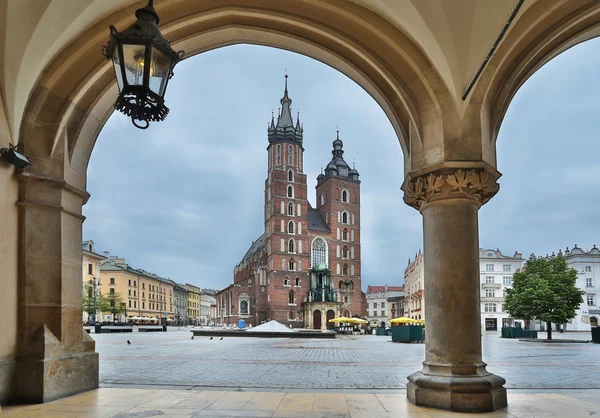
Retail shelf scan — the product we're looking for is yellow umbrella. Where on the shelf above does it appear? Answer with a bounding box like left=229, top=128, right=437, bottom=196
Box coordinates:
left=350, top=318, right=368, bottom=324
left=328, top=316, right=352, bottom=323
left=390, top=317, right=416, bottom=324
left=415, top=319, right=425, bottom=325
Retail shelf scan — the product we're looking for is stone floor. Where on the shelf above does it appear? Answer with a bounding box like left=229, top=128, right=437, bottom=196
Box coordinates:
left=4, top=388, right=600, bottom=417
left=96, top=330, right=600, bottom=389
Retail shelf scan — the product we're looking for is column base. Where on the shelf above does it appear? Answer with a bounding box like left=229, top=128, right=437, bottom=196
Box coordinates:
left=407, top=362, right=507, bottom=412
left=15, top=351, right=99, bottom=404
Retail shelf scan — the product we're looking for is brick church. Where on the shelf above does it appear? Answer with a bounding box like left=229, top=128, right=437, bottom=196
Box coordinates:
left=216, top=76, right=363, bottom=329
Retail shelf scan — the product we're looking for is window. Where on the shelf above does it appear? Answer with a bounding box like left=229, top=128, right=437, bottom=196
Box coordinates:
left=586, top=266, right=592, bottom=272
left=485, top=289, right=495, bottom=298
left=128, top=300, right=131, bottom=308
left=380, top=310, right=385, bottom=317
left=342, top=228, right=348, bottom=241
left=339, top=280, right=344, bottom=289
left=128, top=289, right=131, bottom=296
left=342, top=190, right=348, bottom=202
left=109, top=277, right=114, bottom=285
left=485, top=276, right=494, bottom=284
left=287, top=185, right=293, bottom=198
left=342, top=211, right=348, bottom=224
left=289, top=258, right=295, bottom=271
left=288, top=221, right=294, bottom=234
left=289, top=291, right=295, bottom=304
left=110, top=288, right=115, bottom=295
left=288, top=239, right=295, bottom=253
left=373, top=302, right=378, bottom=309
left=134, top=281, right=136, bottom=287
left=343, top=264, right=348, bottom=275
left=588, top=295, right=595, bottom=306
left=88, top=264, right=93, bottom=275
left=503, top=264, right=511, bottom=272
left=288, top=202, right=294, bottom=216
left=381, top=302, right=385, bottom=308
left=128, top=279, right=131, bottom=286
left=134, top=301, right=137, bottom=308
left=342, top=246, right=349, bottom=259
left=486, top=264, right=494, bottom=272
left=143, top=283, right=145, bottom=289
left=282, top=257, right=286, bottom=270
left=348, top=281, right=354, bottom=291
left=587, top=278, right=593, bottom=287
left=484, top=303, right=497, bottom=312
left=311, top=237, right=327, bottom=268
left=240, top=300, right=249, bottom=315
left=288, top=169, right=293, bottom=182
left=295, top=277, right=300, bottom=286
left=288, top=145, right=294, bottom=165
left=503, top=276, right=512, bottom=286
left=343, top=296, right=349, bottom=303
left=320, top=193, right=325, bottom=206
left=276, top=144, right=281, bottom=164
left=289, top=310, right=295, bottom=320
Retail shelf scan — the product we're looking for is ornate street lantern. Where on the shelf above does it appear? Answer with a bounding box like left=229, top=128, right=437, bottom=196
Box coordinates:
left=103, top=0, right=184, bottom=129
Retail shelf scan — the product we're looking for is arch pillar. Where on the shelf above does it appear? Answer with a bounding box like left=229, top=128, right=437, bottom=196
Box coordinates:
left=402, top=162, right=507, bottom=412
left=9, top=88, right=99, bottom=404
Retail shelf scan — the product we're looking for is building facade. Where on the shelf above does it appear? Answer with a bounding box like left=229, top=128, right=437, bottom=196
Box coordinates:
left=479, top=249, right=524, bottom=331
left=217, top=77, right=362, bottom=329
left=99, top=258, right=175, bottom=322
left=365, top=285, right=404, bottom=327
left=559, top=245, right=600, bottom=331
left=185, top=284, right=201, bottom=325
left=388, top=295, right=405, bottom=323
left=200, top=294, right=216, bottom=326
left=81, top=241, right=107, bottom=322
left=172, top=282, right=189, bottom=326
left=404, top=250, right=424, bottom=320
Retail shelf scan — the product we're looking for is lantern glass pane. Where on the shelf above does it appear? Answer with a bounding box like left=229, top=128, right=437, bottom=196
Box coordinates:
left=149, top=48, right=171, bottom=97
left=112, top=48, right=124, bottom=91
left=122, top=44, right=146, bottom=86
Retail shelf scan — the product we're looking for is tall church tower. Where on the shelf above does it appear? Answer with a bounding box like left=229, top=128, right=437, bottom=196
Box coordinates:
left=263, top=75, right=311, bottom=324
left=316, top=132, right=362, bottom=314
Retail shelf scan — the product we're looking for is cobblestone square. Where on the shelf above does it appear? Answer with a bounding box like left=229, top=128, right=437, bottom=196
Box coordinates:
left=95, top=330, right=600, bottom=390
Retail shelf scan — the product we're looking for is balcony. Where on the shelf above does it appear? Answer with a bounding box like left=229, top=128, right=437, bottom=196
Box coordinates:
left=481, top=297, right=503, bottom=303
left=309, top=288, right=338, bottom=303
left=481, top=283, right=501, bottom=289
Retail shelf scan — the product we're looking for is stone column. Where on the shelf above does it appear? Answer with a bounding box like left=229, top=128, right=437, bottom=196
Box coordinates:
left=402, top=165, right=507, bottom=412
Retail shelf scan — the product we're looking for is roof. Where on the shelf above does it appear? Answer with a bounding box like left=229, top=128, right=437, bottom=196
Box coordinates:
left=99, top=261, right=174, bottom=286
left=367, top=285, right=404, bottom=293
left=308, top=209, right=330, bottom=232
left=241, top=233, right=266, bottom=264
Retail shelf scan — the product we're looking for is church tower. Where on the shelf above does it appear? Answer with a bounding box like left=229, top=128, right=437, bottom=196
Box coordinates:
left=316, top=132, right=362, bottom=315
left=263, top=75, right=311, bottom=325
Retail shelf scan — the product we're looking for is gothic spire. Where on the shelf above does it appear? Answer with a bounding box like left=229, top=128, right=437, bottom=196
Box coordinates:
left=277, top=74, right=293, bottom=128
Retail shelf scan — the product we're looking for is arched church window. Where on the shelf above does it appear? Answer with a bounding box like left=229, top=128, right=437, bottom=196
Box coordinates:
left=348, top=281, right=354, bottom=291
left=284, top=277, right=289, bottom=286
left=281, top=257, right=286, bottom=270
left=320, top=193, right=326, bottom=206
left=276, top=144, right=281, bottom=165
left=288, top=145, right=294, bottom=165
left=295, top=277, right=300, bottom=286
left=289, top=258, right=295, bottom=271
left=342, top=228, right=348, bottom=241
left=287, top=185, right=294, bottom=198
left=288, top=169, right=293, bottom=182
left=342, top=246, right=349, bottom=259
left=339, top=280, right=343, bottom=289
left=343, top=264, right=348, bottom=275
left=289, top=290, right=295, bottom=304
left=288, top=221, right=294, bottom=234
left=342, top=211, right=348, bottom=224
left=288, top=239, right=295, bottom=253
left=288, top=202, right=294, bottom=216
left=311, top=237, right=327, bottom=268
left=342, top=190, right=348, bottom=202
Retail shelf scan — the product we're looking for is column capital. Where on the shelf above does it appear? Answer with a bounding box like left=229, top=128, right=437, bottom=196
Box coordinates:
left=401, top=162, right=501, bottom=211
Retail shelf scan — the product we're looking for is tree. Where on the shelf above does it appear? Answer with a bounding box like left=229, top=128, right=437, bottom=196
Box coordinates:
left=107, top=292, right=126, bottom=323
left=82, top=283, right=110, bottom=323
left=504, top=254, right=584, bottom=340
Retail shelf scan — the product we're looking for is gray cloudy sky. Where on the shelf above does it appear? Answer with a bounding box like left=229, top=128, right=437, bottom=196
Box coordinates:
left=84, top=40, right=600, bottom=291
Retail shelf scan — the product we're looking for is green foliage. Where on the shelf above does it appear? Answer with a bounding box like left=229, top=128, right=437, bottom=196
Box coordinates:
left=82, top=283, right=110, bottom=318
left=107, top=292, right=126, bottom=317
left=504, top=254, right=584, bottom=326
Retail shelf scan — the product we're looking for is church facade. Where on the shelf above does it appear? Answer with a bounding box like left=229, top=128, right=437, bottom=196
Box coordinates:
left=216, top=77, right=363, bottom=329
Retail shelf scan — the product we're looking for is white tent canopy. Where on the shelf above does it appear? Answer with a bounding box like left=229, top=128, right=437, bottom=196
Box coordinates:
left=246, top=320, right=295, bottom=333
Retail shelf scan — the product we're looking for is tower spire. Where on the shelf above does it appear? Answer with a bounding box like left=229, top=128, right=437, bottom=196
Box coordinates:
left=277, top=74, right=293, bottom=128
